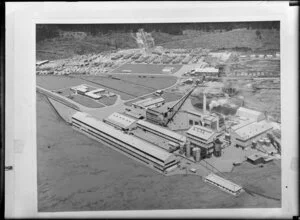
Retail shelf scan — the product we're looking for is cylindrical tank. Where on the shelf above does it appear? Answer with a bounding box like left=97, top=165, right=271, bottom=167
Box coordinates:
left=225, top=133, right=231, bottom=142
left=179, top=144, right=185, bottom=154
left=186, top=144, right=191, bottom=158
left=252, top=140, right=257, bottom=148
left=258, top=139, right=264, bottom=146
left=265, top=139, right=271, bottom=146
left=214, top=138, right=222, bottom=157
left=195, top=148, right=201, bottom=162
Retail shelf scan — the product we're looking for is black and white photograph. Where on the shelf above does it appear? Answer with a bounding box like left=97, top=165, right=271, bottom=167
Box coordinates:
left=4, top=2, right=298, bottom=218
left=36, top=21, right=282, bottom=211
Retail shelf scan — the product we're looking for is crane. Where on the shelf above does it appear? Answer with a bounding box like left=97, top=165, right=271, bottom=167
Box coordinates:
left=162, top=76, right=204, bottom=127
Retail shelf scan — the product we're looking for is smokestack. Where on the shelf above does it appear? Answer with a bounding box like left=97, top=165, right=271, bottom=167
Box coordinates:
left=203, top=93, right=207, bottom=114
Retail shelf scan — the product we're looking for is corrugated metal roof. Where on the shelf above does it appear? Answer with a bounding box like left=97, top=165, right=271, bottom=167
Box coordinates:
left=187, top=125, right=215, bottom=141
left=137, top=120, right=186, bottom=143
left=72, top=112, right=174, bottom=162
left=134, top=97, right=165, bottom=108
left=105, top=112, right=136, bottom=129
left=236, top=107, right=263, bottom=117
left=205, top=173, right=242, bottom=192
left=234, top=120, right=273, bottom=140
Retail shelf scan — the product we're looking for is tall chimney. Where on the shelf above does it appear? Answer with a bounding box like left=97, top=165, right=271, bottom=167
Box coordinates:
left=203, top=93, right=207, bottom=114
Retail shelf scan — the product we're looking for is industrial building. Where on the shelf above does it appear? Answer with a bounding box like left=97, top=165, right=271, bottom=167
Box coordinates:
left=236, top=107, right=265, bottom=122
left=231, top=120, right=273, bottom=149
left=204, top=173, right=243, bottom=196
left=70, top=84, right=88, bottom=94
left=185, top=110, right=220, bottom=131
left=132, top=97, right=165, bottom=110
left=186, top=125, right=217, bottom=159
left=103, top=112, right=137, bottom=131
left=191, top=67, right=219, bottom=77
left=136, top=119, right=187, bottom=146
left=85, top=88, right=105, bottom=99
left=72, top=112, right=179, bottom=173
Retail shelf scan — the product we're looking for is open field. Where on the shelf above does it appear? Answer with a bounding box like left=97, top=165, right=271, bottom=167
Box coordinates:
left=37, top=93, right=280, bottom=211
left=112, top=64, right=182, bottom=74
left=37, top=75, right=177, bottom=101
left=71, top=95, right=105, bottom=108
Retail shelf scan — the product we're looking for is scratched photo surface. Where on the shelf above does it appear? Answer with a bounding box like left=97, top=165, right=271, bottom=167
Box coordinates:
left=36, top=22, right=281, bottom=211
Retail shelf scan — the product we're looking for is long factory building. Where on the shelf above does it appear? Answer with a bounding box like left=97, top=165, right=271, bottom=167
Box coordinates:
left=72, top=112, right=179, bottom=173
left=136, top=119, right=187, bottom=146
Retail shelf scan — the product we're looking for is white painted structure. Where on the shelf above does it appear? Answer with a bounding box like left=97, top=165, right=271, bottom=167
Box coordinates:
left=137, top=120, right=187, bottom=146
left=204, top=173, right=243, bottom=196
left=236, top=107, right=265, bottom=122
left=103, top=112, right=137, bottom=130
left=72, top=112, right=178, bottom=173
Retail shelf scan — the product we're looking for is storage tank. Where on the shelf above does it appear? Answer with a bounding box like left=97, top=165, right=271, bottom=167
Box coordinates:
left=186, top=144, right=191, bottom=158
left=179, top=144, right=185, bottom=154
left=258, top=139, right=264, bottom=146
left=265, top=138, right=271, bottom=146
left=192, top=148, right=196, bottom=159
left=195, top=148, right=201, bottom=162
left=252, top=140, right=257, bottom=148
left=214, top=138, right=222, bottom=157
left=225, top=133, right=231, bottom=142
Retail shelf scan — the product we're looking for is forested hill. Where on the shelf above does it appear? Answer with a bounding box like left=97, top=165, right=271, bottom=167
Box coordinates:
left=37, top=21, right=279, bottom=42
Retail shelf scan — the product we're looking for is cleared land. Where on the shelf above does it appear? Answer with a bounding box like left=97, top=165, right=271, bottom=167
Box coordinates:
left=160, top=29, right=279, bottom=52
left=112, top=64, right=182, bottom=74
left=37, top=75, right=177, bottom=101
left=37, top=93, right=280, bottom=211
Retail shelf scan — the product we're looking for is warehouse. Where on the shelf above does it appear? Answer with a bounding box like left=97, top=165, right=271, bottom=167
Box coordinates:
left=231, top=120, right=273, bottom=149
left=136, top=119, right=187, bottom=146
left=204, top=173, right=243, bottom=196
left=70, top=84, right=88, bottom=94
left=103, top=112, right=137, bottom=131
left=186, top=125, right=217, bottom=158
left=85, top=88, right=105, bottom=99
left=236, top=107, right=265, bottom=122
left=132, top=97, right=165, bottom=110
left=72, top=112, right=178, bottom=173
left=192, top=67, right=219, bottom=77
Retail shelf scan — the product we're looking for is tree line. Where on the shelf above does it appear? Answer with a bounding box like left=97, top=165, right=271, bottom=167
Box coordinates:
left=36, top=21, right=279, bottom=42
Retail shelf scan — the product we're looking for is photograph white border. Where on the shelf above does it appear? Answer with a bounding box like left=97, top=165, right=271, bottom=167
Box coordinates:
left=5, top=1, right=299, bottom=218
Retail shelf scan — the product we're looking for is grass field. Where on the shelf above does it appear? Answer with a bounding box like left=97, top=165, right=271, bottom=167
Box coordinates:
left=112, top=64, right=182, bottom=74
left=37, top=93, right=281, bottom=211
left=37, top=75, right=178, bottom=101
left=71, top=95, right=105, bottom=108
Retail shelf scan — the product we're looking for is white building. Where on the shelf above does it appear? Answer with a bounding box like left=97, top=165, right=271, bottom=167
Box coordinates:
left=132, top=97, right=165, bottom=110
left=236, top=107, right=265, bottom=122
left=186, top=125, right=217, bottom=158
left=70, top=84, right=88, bottom=94
left=231, top=120, right=273, bottom=149
left=103, top=112, right=137, bottom=131
left=137, top=120, right=187, bottom=146
left=85, top=88, right=105, bottom=99
left=72, top=112, right=178, bottom=173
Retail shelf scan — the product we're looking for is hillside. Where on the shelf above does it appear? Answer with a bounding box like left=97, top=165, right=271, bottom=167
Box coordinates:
left=159, top=29, right=280, bottom=52
left=36, top=29, right=279, bottom=61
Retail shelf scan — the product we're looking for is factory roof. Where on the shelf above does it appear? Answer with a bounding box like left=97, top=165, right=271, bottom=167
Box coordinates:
left=147, top=101, right=178, bottom=114
left=205, top=173, right=242, bottom=192
left=73, top=112, right=175, bottom=162
left=236, top=107, right=263, bottom=118
left=104, top=112, right=136, bottom=129
left=234, top=120, right=273, bottom=140
left=137, top=120, right=187, bottom=143
left=187, top=125, right=216, bottom=141
left=194, top=67, right=219, bottom=73
left=133, top=97, right=165, bottom=108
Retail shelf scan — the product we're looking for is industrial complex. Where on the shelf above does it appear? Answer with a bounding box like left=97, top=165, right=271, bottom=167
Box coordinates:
left=36, top=27, right=281, bottom=199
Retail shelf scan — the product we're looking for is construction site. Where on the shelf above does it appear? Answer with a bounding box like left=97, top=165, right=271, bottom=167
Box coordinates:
left=36, top=24, right=281, bottom=211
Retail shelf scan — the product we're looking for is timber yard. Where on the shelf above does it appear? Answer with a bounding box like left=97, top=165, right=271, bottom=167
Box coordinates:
left=36, top=25, right=281, bottom=211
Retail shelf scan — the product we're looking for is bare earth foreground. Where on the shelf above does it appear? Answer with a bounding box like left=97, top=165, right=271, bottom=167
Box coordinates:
left=37, top=93, right=281, bottom=212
